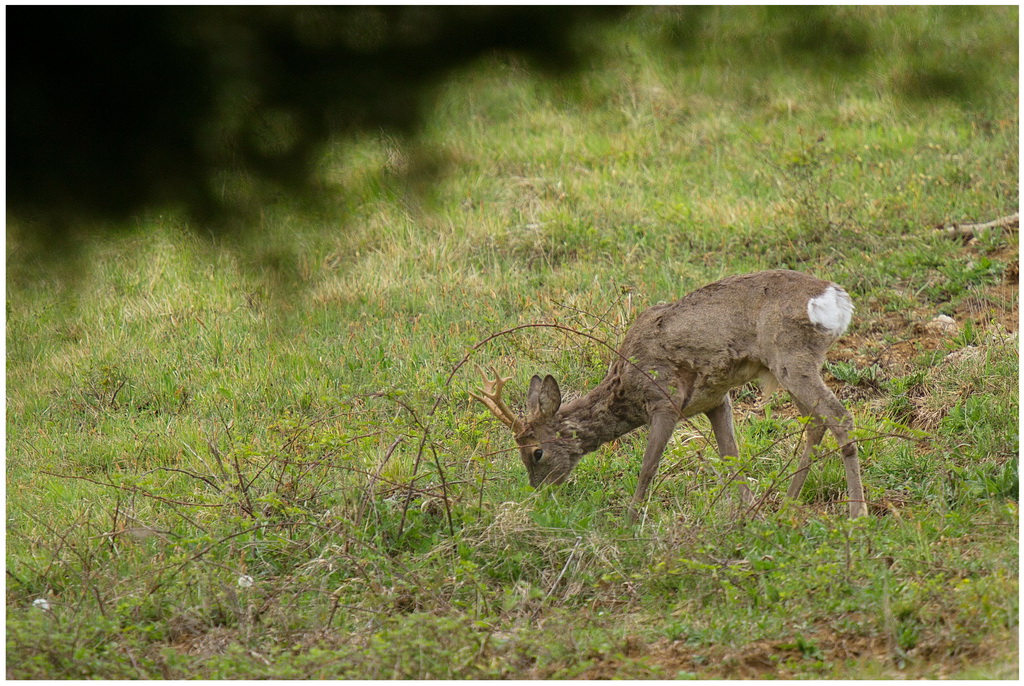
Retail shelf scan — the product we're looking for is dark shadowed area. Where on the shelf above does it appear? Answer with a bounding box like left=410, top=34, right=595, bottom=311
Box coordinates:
left=7, top=6, right=998, bottom=256
left=7, top=6, right=625, bottom=248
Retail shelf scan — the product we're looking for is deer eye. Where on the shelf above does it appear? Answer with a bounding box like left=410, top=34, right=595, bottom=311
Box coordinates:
left=533, top=448, right=544, bottom=462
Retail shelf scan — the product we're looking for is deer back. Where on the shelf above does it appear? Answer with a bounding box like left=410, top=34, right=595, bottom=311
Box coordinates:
left=611, top=270, right=851, bottom=417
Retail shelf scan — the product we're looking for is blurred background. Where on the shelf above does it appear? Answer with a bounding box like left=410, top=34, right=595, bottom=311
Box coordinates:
left=8, top=6, right=1015, bottom=260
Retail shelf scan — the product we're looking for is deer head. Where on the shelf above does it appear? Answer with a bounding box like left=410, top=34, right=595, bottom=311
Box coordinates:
left=472, top=368, right=583, bottom=488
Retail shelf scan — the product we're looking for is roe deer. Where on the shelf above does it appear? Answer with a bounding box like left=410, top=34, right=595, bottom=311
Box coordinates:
left=472, top=269, right=867, bottom=520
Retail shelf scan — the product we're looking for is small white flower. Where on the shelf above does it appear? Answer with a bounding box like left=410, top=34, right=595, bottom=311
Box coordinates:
left=32, top=598, right=51, bottom=611
left=237, top=575, right=254, bottom=588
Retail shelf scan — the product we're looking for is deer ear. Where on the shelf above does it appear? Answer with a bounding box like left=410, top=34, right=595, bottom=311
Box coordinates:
left=526, top=375, right=544, bottom=415
left=527, top=374, right=561, bottom=419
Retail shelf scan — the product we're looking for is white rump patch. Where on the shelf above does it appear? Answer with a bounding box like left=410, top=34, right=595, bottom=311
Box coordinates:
left=806, top=285, right=853, bottom=336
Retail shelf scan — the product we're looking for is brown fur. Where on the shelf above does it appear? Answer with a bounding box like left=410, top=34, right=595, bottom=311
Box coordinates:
left=483, top=270, right=867, bottom=521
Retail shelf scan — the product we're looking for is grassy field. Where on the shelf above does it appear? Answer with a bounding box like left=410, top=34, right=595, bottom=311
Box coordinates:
left=6, top=7, right=1019, bottom=678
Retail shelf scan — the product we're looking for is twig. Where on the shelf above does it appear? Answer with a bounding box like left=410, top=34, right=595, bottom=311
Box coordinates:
left=230, top=448, right=256, bottom=517
left=108, top=378, right=127, bottom=408
left=355, top=436, right=404, bottom=528
left=198, top=439, right=230, bottom=481
left=39, top=470, right=225, bottom=508
left=22, top=508, right=109, bottom=618
left=136, top=466, right=222, bottom=492
left=372, top=391, right=458, bottom=540
left=263, top=453, right=466, bottom=499
left=397, top=440, right=426, bottom=540
left=939, top=212, right=1019, bottom=239
left=477, top=453, right=488, bottom=519
left=545, top=536, right=583, bottom=600
left=428, top=443, right=455, bottom=537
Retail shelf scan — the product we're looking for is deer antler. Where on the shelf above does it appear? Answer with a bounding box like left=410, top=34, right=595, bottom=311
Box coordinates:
left=469, top=365, right=525, bottom=434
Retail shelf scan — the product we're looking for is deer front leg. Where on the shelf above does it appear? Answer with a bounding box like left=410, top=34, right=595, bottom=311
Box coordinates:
left=706, top=394, right=753, bottom=508
left=627, top=410, right=677, bottom=524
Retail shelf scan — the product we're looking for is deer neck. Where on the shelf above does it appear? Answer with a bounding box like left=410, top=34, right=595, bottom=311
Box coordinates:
left=557, top=379, right=646, bottom=454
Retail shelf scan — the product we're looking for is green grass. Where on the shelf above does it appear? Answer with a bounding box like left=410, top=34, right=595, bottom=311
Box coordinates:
left=6, top=7, right=1018, bottom=679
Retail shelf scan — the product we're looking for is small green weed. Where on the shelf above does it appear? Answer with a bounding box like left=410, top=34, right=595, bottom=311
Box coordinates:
left=827, top=360, right=884, bottom=387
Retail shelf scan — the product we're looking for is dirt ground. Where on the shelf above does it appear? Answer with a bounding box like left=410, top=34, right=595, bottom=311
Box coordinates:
left=548, top=625, right=1019, bottom=679
left=736, top=230, right=1018, bottom=425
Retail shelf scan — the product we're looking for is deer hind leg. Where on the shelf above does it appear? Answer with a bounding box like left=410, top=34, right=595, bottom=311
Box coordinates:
left=778, top=370, right=867, bottom=518
left=785, top=397, right=828, bottom=504
left=705, top=394, right=753, bottom=508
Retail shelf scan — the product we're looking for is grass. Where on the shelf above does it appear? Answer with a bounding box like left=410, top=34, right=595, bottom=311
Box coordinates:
left=6, top=7, right=1018, bottom=679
